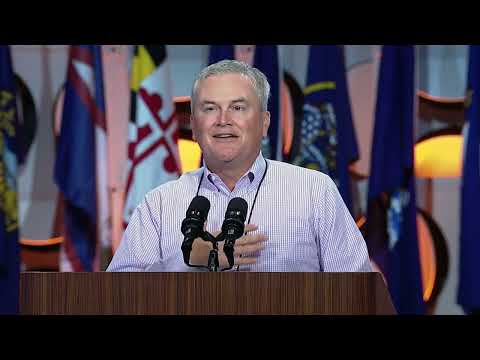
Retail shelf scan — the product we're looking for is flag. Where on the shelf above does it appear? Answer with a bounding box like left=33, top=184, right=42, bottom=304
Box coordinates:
left=208, top=45, right=282, bottom=160
left=292, top=45, right=359, bottom=214
left=253, top=45, right=282, bottom=160
left=208, top=45, right=234, bottom=65
left=0, top=45, right=20, bottom=314
left=458, top=45, right=480, bottom=313
left=123, top=45, right=180, bottom=227
left=54, top=45, right=109, bottom=272
left=366, top=45, right=424, bottom=314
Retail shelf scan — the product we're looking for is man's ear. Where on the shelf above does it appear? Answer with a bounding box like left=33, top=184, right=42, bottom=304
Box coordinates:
left=190, top=114, right=197, bottom=141
left=262, top=111, right=271, bottom=137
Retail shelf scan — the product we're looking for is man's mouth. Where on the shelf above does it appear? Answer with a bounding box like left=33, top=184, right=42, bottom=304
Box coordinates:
left=212, top=134, right=238, bottom=139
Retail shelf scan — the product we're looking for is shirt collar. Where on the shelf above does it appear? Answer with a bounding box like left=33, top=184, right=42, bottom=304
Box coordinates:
left=201, top=151, right=267, bottom=193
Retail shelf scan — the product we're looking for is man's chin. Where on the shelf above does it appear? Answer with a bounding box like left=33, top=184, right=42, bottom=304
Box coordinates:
left=205, top=155, right=238, bottom=167
left=210, top=152, right=239, bottom=163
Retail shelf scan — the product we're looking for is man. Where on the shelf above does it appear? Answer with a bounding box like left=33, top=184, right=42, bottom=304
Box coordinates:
left=107, top=59, right=372, bottom=272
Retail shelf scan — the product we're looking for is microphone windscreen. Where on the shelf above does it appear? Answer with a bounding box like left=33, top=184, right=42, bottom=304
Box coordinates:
left=225, top=197, right=248, bottom=222
left=187, top=195, right=211, bottom=221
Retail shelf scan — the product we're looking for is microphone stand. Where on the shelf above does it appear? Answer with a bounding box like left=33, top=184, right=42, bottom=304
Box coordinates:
left=202, top=232, right=220, bottom=272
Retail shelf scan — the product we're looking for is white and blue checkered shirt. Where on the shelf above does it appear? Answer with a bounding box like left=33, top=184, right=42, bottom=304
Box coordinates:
left=107, top=152, right=372, bottom=272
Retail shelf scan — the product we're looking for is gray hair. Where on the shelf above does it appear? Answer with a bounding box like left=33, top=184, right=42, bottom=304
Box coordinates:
left=191, top=59, right=270, bottom=112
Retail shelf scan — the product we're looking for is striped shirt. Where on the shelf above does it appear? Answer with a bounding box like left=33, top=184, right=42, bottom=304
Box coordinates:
left=107, top=152, right=372, bottom=272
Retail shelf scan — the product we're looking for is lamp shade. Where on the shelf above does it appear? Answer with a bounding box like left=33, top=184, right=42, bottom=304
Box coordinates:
left=178, top=138, right=201, bottom=174
left=414, top=129, right=463, bottom=178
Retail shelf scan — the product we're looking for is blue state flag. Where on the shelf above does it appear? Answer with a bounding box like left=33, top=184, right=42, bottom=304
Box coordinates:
left=253, top=45, right=281, bottom=160
left=208, top=45, right=282, bottom=160
left=208, top=45, right=234, bottom=65
left=292, top=45, right=359, bottom=214
left=366, top=45, right=425, bottom=314
left=458, top=45, right=480, bottom=314
left=54, top=45, right=106, bottom=272
left=0, top=45, right=20, bottom=314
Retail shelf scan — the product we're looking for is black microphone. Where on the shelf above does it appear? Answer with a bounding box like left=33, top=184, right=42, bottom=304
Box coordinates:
left=221, top=197, right=248, bottom=268
left=181, top=196, right=210, bottom=265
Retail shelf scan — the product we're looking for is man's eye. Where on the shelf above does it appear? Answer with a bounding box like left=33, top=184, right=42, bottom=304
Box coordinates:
left=232, top=105, right=245, bottom=111
left=203, top=106, right=216, bottom=112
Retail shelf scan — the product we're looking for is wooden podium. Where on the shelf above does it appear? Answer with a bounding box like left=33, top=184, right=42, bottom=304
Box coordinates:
left=19, top=272, right=396, bottom=315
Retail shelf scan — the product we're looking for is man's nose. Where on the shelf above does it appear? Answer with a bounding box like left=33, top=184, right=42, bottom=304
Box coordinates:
left=216, top=109, right=231, bottom=126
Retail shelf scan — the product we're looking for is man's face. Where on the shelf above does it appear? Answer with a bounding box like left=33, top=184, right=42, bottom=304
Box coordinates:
left=191, top=73, right=270, bottom=170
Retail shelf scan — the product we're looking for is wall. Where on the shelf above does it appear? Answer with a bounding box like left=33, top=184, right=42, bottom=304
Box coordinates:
left=12, top=45, right=67, bottom=240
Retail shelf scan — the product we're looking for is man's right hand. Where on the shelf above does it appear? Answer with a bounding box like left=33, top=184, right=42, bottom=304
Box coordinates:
left=188, top=224, right=267, bottom=269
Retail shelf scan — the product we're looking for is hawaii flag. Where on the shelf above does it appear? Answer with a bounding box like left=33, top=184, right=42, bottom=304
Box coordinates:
left=54, top=45, right=110, bottom=271
left=123, top=45, right=180, bottom=227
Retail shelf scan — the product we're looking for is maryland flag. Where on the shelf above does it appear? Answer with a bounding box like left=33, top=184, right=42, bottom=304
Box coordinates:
left=0, top=45, right=20, bottom=314
left=123, top=45, right=180, bottom=227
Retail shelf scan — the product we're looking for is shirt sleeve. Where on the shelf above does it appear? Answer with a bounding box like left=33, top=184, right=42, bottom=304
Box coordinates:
left=106, top=192, right=163, bottom=272
left=312, top=174, right=372, bottom=272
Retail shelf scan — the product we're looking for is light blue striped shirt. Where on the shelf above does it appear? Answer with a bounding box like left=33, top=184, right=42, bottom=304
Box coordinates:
left=107, top=152, right=372, bottom=272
